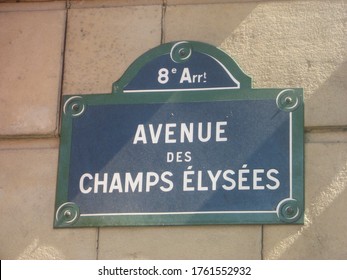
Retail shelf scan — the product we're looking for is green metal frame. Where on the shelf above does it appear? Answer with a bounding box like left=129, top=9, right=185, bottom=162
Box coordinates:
left=54, top=41, right=304, bottom=228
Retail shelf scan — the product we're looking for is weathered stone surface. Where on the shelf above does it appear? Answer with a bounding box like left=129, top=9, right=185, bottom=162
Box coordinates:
left=63, top=5, right=161, bottom=95
left=0, top=1, right=66, bottom=11
left=70, top=0, right=162, bottom=9
left=98, top=225, right=262, bottom=259
left=0, top=9, right=65, bottom=136
left=0, top=140, right=98, bottom=260
left=263, top=142, right=347, bottom=259
left=165, top=1, right=347, bottom=127
left=164, top=3, right=257, bottom=46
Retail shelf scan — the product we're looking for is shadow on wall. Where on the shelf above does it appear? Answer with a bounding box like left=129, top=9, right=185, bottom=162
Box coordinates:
left=164, top=2, right=259, bottom=49
left=218, top=1, right=347, bottom=259
left=219, top=1, right=346, bottom=105
left=267, top=159, right=347, bottom=259
left=306, top=61, right=347, bottom=126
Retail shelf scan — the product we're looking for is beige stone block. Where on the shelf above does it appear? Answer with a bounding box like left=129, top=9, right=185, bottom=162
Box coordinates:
left=165, top=1, right=347, bottom=127
left=0, top=1, right=66, bottom=12
left=305, top=130, right=347, bottom=144
left=263, top=142, right=347, bottom=259
left=0, top=140, right=97, bottom=260
left=63, top=5, right=161, bottom=95
left=98, top=225, right=261, bottom=259
left=167, top=0, right=268, bottom=5
left=164, top=3, right=258, bottom=46
left=70, top=0, right=162, bottom=9
left=0, top=9, right=65, bottom=136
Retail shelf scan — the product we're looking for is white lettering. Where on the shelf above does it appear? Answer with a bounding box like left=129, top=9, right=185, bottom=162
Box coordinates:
left=165, top=123, right=177, bottom=143
left=253, top=169, right=265, bottom=190
left=167, top=152, right=174, bottom=163
left=198, top=122, right=211, bottom=142
left=180, top=123, right=193, bottom=143
left=133, top=121, right=228, bottom=144
left=197, top=170, right=208, bottom=191
left=183, top=166, right=194, bottom=191
left=94, top=173, right=108, bottom=193
left=149, top=124, right=162, bottom=144
left=109, top=173, right=122, bottom=193
left=266, top=169, right=280, bottom=190
left=79, top=173, right=93, bottom=194
left=179, top=67, right=192, bottom=83
left=216, top=121, right=228, bottom=142
left=133, top=124, right=147, bottom=144
left=146, top=172, right=159, bottom=192
left=222, top=170, right=236, bottom=190
left=125, top=172, right=143, bottom=192
left=184, top=151, right=192, bottom=162
left=207, top=170, right=222, bottom=191
left=160, top=171, right=174, bottom=192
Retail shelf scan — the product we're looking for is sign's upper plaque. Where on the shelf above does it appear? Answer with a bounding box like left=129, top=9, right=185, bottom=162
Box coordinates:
left=55, top=41, right=304, bottom=227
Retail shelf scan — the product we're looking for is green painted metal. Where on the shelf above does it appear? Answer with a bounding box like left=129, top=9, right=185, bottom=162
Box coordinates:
left=112, top=41, right=252, bottom=94
left=54, top=41, right=304, bottom=228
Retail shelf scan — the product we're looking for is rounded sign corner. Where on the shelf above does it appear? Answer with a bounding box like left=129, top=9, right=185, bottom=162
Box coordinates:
left=112, top=40, right=252, bottom=94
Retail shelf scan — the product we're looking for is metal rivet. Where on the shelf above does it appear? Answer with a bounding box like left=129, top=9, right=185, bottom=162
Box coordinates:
left=179, top=48, right=186, bottom=57
left=72, top=104, right=80, bottom=111
left=284, top=96, right=292, bottom=104
left=285, top=206, right=294, bottom=216
left=64, top=210, right=72, bottom=218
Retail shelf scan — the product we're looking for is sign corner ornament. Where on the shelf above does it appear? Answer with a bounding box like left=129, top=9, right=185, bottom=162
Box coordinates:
left=55, top=41, right=304, bottom=227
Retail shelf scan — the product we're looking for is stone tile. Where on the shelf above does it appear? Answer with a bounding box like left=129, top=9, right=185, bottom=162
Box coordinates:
left=63, top=5, right=161, bottom=95
left=99, top=225, right=261, bottom=259
left=0, top=139, right=98, bottom=260
left=165, top=1, right=347, bottom=127
left=0, top=9, right=65, bottom=136
left=19, top=0, right=63, bottom=1
left=0, top=2, right=66, bottom=12
left=164, top=2, right=258, bottom=46
left=305, top=130, right=347, bottom=144
left=167, top=0, right=270, bottom=4
left=263, top=142, right=347, bottom=259
left=70, top=0, right=162, bottom=9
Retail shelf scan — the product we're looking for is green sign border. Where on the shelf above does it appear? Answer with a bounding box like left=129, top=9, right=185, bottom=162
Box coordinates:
left=54, top=41, right=304, bottom=228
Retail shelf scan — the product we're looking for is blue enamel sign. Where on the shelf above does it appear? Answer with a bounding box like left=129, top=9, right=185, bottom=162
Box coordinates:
left=55, top=41, right=304, bottom=227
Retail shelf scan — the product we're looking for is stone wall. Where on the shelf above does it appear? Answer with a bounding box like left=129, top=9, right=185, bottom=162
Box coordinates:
left=1, top=0, right=346, bottom=259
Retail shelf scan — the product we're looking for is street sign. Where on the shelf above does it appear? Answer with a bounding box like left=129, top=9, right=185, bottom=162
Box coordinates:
left=54, top=41, right=304, bottom=227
